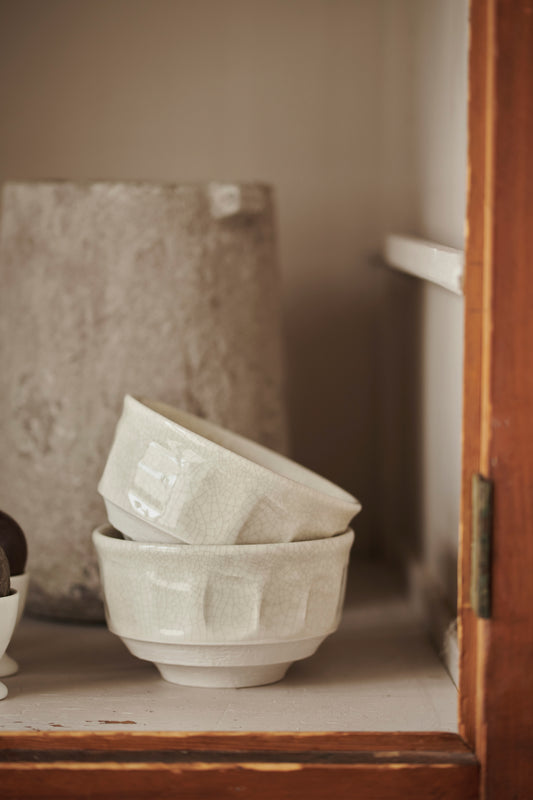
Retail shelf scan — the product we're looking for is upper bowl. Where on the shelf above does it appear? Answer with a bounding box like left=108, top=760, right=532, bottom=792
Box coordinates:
left=98, top=395, right=361, bottom=545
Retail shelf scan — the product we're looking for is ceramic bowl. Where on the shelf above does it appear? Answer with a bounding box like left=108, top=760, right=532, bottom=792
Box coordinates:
left=0, top=573, right=30, bottom=677
left=98, top=395, right=361, bottom=545
left=0, top=591, right=19, bottom=699
left=93, top=524, right=354, bottom=688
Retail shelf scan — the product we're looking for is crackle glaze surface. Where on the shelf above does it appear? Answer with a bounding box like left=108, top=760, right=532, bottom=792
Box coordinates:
left=93, top=525, right=353, bottom=645
left=0, top=181, right=287, bottom=619
left=99, top=396, right=361, bottom=545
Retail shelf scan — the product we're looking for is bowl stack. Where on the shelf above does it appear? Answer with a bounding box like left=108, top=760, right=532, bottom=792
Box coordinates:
left=94, top=395, right=361, bottom=688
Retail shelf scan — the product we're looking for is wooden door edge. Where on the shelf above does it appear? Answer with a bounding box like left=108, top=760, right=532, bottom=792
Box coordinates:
left=458, top=0, right=492, bottom=749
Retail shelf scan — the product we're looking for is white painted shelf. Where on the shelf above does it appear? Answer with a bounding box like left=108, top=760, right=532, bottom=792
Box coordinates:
left=383, top=234, right=464, bottom=295
left=1, top=562, right=457, bottom=733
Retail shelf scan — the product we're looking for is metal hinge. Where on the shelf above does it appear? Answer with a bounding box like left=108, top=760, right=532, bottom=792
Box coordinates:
left=471, top=474, right=493, bottom=619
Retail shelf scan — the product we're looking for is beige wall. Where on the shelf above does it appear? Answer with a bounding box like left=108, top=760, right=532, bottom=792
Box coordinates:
left=0, top=0, right=468, bottom=566
left=0, top=0, right=387, bottom=552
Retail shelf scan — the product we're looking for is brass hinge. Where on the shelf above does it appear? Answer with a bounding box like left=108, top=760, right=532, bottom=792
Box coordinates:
left=471, top=474, right=493, bottom=619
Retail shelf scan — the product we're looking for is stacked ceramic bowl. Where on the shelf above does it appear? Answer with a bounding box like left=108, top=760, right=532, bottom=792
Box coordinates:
left=94, top=395, right=361, bottom=687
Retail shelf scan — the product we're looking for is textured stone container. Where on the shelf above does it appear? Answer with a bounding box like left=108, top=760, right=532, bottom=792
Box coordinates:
left=0, top=181, right=287, bottom=621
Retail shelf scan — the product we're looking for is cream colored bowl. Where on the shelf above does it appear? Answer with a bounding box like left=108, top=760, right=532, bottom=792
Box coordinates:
left=93, top=524, right=354, bottom=688
left=0, top=573, right=30, bottom=677
left=98, top=395, right=361, bottom=545
left=0, top=591, right=19, bottom=699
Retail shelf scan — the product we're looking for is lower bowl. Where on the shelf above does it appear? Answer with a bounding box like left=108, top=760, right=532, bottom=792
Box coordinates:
left=93, top=524, right=354, bottom=688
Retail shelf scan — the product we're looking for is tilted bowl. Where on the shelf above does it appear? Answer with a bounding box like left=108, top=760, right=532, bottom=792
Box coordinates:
left=98, top=395, right=361, bottom=545
left=93, top=524, right=354, bottom=688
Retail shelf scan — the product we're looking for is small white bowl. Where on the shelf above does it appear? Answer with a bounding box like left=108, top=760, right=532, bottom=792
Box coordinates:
left=0, top=591, right=19, bottom=699
left=93, top=524, right=353, bottom=688
left=98, top=395, right=361, bottom=545
left=0, top=573, right=30, bottom=677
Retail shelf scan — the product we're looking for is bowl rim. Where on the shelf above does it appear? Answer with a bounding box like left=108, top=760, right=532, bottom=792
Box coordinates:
left=121, top=395, right=361, bottom=514
left=0, top=588, right=18, bottom=603
left=92, top=523, right=354, bottom=555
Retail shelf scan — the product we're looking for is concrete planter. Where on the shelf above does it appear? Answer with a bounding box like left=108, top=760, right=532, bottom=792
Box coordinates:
left=0, top=181, right=287, bottom=621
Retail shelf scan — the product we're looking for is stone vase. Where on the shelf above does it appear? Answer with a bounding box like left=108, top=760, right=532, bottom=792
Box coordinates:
left=0, top=181, right=287, bottom=621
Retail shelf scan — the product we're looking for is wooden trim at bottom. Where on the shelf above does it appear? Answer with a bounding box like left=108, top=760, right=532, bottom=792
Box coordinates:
left=0, top=732, right=479, bottom=799
left=0, top=761, right=479, bottom=800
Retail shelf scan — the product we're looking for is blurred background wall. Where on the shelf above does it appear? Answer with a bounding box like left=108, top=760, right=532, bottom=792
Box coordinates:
left=0, top=0, right=468, bottom=571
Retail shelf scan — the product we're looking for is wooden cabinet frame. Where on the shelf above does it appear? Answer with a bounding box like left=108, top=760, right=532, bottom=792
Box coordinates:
left=0, top=1, right=531, bottom=796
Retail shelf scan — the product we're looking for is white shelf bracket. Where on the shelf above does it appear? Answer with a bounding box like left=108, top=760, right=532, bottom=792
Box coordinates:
left=383, top=234, right=464, bottom=295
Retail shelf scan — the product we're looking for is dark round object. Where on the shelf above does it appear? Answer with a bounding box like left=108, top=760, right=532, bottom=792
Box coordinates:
left=0, top=545, right=10, bottom=597
left=0, top=511, right=27, bottom=576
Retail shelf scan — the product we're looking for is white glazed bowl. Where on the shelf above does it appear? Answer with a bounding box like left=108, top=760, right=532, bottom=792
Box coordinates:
left=0, top=573, right=30, bottom=677
left=0, top=591, right=19, bottom=699
left=98, top=395, right=361, bottom=545
left=93, top=524, right=354, bottom=688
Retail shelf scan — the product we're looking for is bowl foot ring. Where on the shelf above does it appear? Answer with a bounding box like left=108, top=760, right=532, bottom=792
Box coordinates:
left=155, top=661, right=291, bottom=688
